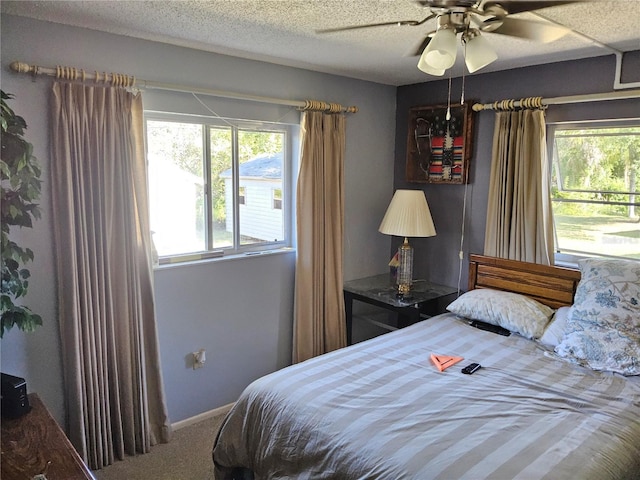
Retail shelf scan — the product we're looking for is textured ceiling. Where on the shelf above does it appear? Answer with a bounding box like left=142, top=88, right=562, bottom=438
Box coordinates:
left=2, top=0, right=639, bottom=86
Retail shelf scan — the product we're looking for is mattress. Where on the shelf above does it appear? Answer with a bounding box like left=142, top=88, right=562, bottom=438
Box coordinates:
left=213, top=313, right=640, bottom=479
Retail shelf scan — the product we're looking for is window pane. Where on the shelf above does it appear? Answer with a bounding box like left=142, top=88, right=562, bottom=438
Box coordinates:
left=210, top=127, right=233, bottom=249
left=147, top=120, right=205, bottom=256
left=237, top=130, right=285, bottom=246
left=146, top=115, right=292, bottom=261
left=551, top=126, right=640, bottom=260
left=273, top=188, right=282, bottom=210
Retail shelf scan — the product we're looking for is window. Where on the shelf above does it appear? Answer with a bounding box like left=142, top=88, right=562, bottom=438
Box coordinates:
left=549, top=122, right=640, bottom=261
left=146, top=114, right=292, bottom=261
left=272, top=188, right=282, bottom=210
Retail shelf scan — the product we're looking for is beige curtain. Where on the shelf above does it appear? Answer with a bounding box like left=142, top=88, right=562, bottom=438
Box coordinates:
left=484, top=109, right=554, bottom=264
left=293, top=111, right=347, bottom=363
left=50, top=82, right=171, bottom=470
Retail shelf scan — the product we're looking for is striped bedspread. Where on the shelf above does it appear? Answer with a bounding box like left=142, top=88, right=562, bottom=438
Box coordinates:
left=213, top=314, right=640, bottom=479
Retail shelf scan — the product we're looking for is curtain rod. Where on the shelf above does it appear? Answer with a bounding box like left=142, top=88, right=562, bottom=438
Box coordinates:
left=9, top=61, right=358, bottom=114
left=472, top=89, right=640, bottom=112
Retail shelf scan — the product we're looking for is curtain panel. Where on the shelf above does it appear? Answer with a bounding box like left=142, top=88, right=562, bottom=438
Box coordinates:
left=293, top=111, right=347, bottom=363
left=50, top=82, right=171, bottom=469
left=484, top=109, right=554, bottom=265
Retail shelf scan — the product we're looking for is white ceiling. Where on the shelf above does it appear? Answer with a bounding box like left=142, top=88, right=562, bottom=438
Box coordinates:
left=2, top=0, right=639, bottom=86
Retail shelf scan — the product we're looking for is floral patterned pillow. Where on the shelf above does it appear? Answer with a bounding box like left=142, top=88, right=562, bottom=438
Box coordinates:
left=447, top=288, right=555, bottom=339
left=554, top=258, right=640, bottom=375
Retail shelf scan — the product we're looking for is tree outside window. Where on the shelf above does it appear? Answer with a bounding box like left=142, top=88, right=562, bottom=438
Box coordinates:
left=550, top=124, right=640, bottom=260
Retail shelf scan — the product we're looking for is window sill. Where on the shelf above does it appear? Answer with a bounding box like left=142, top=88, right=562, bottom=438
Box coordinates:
left=153, top=247, right=295, bottom=271
left=554, top=252, right=640, bottom=269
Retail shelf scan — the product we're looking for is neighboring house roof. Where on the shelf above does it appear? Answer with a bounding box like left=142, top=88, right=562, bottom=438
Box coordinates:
left=221, top=152, right=282, bottom=179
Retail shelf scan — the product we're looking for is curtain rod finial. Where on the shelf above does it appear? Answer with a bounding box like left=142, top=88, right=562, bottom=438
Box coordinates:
left=10, top=61, right=33, bottom=74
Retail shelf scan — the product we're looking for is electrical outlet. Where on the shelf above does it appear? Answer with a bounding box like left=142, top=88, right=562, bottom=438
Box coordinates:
left=193, top=349, right=206, bottom=369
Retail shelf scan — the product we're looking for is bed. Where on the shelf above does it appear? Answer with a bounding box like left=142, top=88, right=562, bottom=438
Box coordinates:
left=212, top=254, right=640, bottom=479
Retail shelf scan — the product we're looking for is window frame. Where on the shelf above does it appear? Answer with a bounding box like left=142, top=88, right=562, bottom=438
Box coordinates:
left=547, top=118, right=640, bottom=265
left=144, top=111, right=295, bottom=263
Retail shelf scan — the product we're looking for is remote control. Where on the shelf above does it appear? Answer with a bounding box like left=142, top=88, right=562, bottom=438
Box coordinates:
left=470, top=320, right=511, bottom=336
left=461, top=363, right=481, bottom=375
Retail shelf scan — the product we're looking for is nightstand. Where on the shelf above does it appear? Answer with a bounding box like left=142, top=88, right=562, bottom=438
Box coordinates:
left=344, top=274, right=457, bottom=345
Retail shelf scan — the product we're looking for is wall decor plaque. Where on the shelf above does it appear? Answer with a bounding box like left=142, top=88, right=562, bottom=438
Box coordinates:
left=406, top=102, right=474, bottom=184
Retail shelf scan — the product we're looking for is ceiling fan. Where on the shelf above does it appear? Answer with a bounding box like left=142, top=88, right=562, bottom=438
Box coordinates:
left=317, top=0, right=579, bottom=76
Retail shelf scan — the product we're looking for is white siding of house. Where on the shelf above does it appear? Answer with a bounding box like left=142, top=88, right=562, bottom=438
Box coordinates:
left=224, top=177, right=283, bottom=242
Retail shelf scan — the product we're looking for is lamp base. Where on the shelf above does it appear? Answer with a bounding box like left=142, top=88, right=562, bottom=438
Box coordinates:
left=396, top=238, right=414, bottom=300
left=396, top=282, right=412, bottom=300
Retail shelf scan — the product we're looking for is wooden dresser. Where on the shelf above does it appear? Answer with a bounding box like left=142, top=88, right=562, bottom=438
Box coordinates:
left=1, top=393, right=96, bottom=480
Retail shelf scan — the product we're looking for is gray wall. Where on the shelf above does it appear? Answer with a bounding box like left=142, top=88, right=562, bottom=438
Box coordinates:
left=394, top=51, right=640, bottom=292
left=0, top=14, right=397, bottom=424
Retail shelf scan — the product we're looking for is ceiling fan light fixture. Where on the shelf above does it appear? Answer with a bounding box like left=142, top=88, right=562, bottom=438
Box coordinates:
left=417, top=51, right=446, bottom=76
left=463, top=29, right=497, bottom=73
left=423, top=26, right=458, bottom=70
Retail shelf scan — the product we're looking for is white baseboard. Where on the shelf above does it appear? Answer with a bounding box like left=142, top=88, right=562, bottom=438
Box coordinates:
left=171, top=402, right=234, bottom=431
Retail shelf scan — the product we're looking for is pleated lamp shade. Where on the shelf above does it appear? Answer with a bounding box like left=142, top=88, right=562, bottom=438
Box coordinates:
left=379, top=190, right=436, bottom=238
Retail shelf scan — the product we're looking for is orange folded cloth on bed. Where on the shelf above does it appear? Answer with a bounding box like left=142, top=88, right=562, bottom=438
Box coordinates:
left=430, top=353, right=463, bottom=372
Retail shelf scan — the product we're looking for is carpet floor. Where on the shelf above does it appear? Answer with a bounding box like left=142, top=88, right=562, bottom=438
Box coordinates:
left=92, top=411, right=228, bottom=480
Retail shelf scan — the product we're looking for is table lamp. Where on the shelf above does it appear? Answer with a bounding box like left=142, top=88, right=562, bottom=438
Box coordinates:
left=378, top=189, right=436, bottom=298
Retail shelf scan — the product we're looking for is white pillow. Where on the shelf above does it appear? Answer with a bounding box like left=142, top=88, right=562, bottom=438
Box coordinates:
left=538, top=306, right=571, bottom=347
left=447, top=288, right=555, bottom=339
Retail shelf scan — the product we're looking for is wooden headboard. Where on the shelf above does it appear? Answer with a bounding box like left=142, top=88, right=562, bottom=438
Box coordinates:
left=468, top=254, right=581, bottom=309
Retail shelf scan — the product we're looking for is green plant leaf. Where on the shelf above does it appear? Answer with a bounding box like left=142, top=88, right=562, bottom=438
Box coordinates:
left=1, top=90, right=43, bottom=337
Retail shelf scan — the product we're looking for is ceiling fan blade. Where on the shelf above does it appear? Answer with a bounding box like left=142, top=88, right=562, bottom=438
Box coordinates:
left=317, top=20, right=418, bottom=34
left=415, top=0, right=477, bottom=7
left=481, top=0, right=579, bottom=15
left=408, top=32, right=436, bottom=57
left=317, top=13, right=435, bottom=34
left=488, top=16, right=570, bottom=42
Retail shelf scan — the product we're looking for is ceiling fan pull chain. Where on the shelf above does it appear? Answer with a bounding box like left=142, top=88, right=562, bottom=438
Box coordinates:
left=461, top=45, right=466, bottom=105
left=446, top=73, right=452, bottom=121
